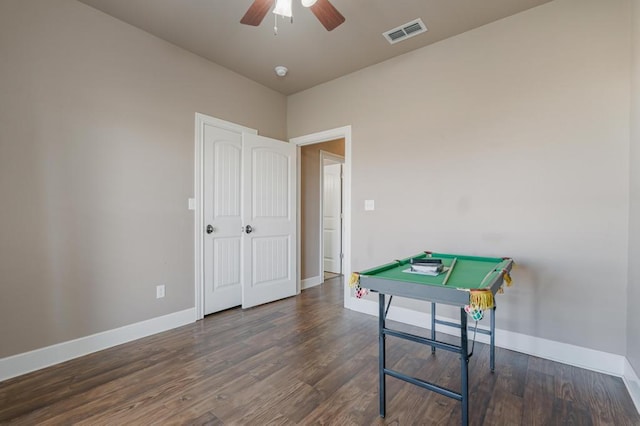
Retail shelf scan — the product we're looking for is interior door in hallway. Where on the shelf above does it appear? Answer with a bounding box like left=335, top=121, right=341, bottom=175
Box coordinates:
left=323, top=162, right=342, bottom=274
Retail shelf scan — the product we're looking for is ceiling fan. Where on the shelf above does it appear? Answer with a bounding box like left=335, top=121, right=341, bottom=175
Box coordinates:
left=240, top=0, right=345, bottom=32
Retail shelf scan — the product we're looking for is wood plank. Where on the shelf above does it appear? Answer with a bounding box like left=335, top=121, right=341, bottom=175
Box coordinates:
left=521, top=370, right=555, bottom=425
left=482, top=389, right=524, bottom=425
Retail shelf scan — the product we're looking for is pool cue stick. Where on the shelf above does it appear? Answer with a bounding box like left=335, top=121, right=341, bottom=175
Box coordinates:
left=442, top=257, right=457, bottom=285
left=478, top=268, right=497, bottom=288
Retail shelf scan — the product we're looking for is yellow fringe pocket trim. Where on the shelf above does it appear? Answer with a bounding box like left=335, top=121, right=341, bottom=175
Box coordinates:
left=349, top=272, right=360, bottom=288
left=469, top=290, right=495, bottom=310
left=504, top=271, right=513, bottom=286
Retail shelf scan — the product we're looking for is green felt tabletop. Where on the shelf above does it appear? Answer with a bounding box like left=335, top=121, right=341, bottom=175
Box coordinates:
left=359, top=252, right=510, bottom=290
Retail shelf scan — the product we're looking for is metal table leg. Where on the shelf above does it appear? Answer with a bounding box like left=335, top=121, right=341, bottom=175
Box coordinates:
left=379, top=293, right=386, bottom=418
left=490, top=306, right=496, bottom=372
left=431, top=302, right=436, bottom=354
left=460, top=308, right=469, bottom=426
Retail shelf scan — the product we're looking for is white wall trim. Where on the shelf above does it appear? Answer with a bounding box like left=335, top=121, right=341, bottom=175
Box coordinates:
left=624, top=359, right=640, bottom=414
left=194, top=113, right=258, bottom=320
left=347, top=297, right=627, bottom=377
left=0, top=308, right=195, bottom=382
left=301, top=275, right=323, bottom=290
left=291, top=126, right=352, bottom=310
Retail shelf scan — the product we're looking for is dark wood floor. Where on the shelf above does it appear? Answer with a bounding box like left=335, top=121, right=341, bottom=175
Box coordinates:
left=1, top=277, right=638, bottom=425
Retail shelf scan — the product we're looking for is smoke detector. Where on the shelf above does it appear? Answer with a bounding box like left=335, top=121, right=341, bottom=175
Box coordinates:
left=274, top=66, right=288, bottom=77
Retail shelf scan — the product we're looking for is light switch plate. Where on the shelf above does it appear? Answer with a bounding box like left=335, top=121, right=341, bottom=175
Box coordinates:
left=365, top=200, right=375, bottom=211
left=188, top=198, right=195, bottom=210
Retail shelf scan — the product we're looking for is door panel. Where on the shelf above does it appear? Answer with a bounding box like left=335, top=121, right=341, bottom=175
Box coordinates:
left=323, top=163, right=342, bottom=273
left=242, top=133, right=297, bottom=308
left=203, top=125, right=242, bottom=314
left=253, top=236, right=290, bottom=285
left=253, top=150, right=289, bottom=218
left=213, top=238, right=241, bottom=288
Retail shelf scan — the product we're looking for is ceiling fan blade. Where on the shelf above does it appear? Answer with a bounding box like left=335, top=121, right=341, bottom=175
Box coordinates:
left=240, top=0, right=275, bottom=26
left=309, top=0, right=345, bottom=31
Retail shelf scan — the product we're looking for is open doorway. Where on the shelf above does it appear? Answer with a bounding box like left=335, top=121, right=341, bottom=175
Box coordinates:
left=291, top=126, right=351, bottom=308
left=297, top=139, right=344, bottom=288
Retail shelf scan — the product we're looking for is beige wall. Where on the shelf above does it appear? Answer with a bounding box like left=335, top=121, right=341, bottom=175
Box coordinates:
left=629, top=0, right=640, bottom=373
left=289, top=0, right=631, bottom=354
left=0, top=0, right=286, bottom=358
left=300, top=139, right=345, bottom=280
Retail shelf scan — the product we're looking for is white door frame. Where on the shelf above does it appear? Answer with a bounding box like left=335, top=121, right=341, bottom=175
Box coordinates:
left=320, top=151, right=344, bottom=276
left=194, top=113, right=257, bottom=321
left=290, top=126, right=352, bottom=309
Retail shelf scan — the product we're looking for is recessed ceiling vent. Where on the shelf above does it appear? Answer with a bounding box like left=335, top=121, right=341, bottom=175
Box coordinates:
left=383, top=18, right=427, bottom=45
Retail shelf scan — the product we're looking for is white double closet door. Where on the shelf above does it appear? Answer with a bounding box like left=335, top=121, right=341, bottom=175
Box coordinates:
left=203, top=125, right=297, bottom=315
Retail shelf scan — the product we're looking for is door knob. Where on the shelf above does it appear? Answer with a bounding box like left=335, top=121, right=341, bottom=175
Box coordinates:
left=245, top=225, right=253, bottom=234
left=206, top=224, right=215, bottom=234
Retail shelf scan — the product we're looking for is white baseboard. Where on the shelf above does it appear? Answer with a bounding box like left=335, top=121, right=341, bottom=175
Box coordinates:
left=0, top=308, right=195, bottom=382
left=624, top=359, right=640, bottom=414
left=301, top=275, right=323, bottom=290
left=347, top=297, right=626, bottom=376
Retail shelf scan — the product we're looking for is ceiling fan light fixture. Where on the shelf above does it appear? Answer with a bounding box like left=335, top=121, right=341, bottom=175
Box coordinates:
left=273, top=0, right=293, bottom=18
left=241, top=0, right=344, bottom=32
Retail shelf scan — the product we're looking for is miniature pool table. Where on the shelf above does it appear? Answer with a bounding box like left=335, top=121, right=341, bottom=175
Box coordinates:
left=357, top=251, right=514, bottom=426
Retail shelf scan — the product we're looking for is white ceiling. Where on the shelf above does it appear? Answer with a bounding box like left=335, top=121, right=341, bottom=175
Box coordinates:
left=77, top=0, right=553, bottom=95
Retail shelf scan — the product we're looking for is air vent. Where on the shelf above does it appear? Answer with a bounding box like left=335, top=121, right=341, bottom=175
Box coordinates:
left=383, top=18, right=427, bottom=45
